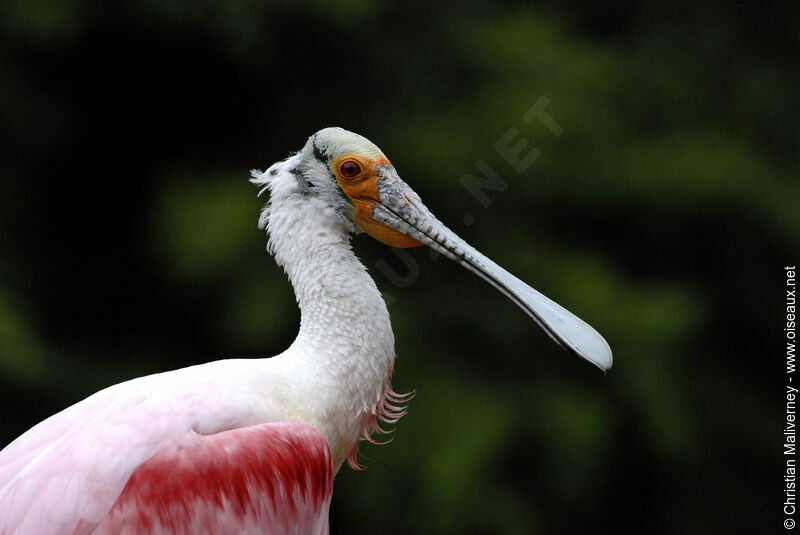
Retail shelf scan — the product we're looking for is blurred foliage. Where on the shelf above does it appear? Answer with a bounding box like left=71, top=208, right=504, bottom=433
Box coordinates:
left=0, top=0, right=795, bottom=533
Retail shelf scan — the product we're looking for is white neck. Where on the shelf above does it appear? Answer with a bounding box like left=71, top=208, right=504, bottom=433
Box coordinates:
left=264, top=192, right=396, bottom=469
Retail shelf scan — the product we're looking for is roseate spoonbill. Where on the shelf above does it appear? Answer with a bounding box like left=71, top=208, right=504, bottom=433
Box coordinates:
left=0, top=127, right=612, bottom=534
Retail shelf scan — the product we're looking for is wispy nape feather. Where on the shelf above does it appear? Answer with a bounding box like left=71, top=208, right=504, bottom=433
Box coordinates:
left=250, top=169, right=272, bottom=231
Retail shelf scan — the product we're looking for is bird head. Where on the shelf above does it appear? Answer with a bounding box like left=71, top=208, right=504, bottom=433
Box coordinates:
left=252, top=127, right=612, bottom=371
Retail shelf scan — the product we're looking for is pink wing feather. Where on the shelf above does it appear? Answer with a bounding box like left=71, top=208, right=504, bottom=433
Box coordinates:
left=96, top=421, right=333, bottom=535
left=0, top=363, right=334, bottom=535
left=0, top=418, right=332, bottom=535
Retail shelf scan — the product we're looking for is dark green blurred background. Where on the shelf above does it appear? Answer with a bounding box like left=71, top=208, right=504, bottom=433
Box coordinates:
left=0, top=1, right=796, bottom=533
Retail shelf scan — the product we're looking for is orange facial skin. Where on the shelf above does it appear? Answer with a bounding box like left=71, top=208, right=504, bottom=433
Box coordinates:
left=332, top=155, right=423, bottom=248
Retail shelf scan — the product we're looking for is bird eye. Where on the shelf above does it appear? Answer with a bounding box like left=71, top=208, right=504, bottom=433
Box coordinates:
left=339, top=160, right=362, bottom=179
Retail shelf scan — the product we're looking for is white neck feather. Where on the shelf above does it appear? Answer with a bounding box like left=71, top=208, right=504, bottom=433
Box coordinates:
left=263, top=190, right=396, bottom=469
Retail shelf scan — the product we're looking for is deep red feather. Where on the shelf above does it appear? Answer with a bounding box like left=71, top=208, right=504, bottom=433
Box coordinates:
left=95, top=421, right=333, bottom=535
